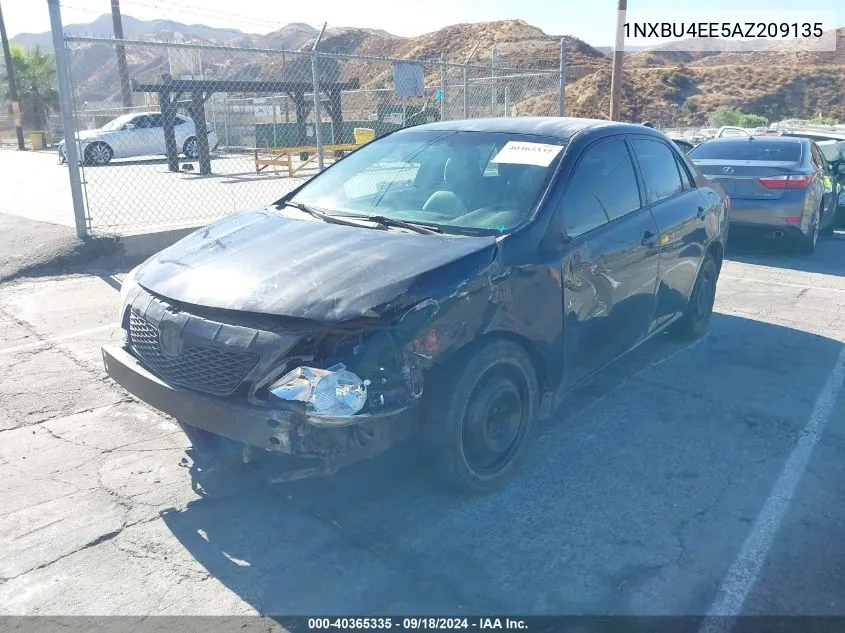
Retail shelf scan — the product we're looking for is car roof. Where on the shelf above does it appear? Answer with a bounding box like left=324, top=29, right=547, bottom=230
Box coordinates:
left=697, top=135, right=807, bottom=146
left=398, top=117, right=663, bottom=141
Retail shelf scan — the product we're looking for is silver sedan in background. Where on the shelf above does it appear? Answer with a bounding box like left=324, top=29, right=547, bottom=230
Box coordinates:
left=688, top=136, right=845, bottom=253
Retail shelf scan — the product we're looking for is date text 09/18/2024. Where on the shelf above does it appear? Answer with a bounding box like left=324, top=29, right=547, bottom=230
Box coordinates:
left=307, top=618, right=528, bottom=630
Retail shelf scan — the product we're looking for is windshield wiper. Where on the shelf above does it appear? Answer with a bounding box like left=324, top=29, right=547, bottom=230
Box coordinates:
left=281, top=202, right=442, bottom=234
left=280, top=201, right=370, bottom=228
left=362, top=215, right=442, bottom=234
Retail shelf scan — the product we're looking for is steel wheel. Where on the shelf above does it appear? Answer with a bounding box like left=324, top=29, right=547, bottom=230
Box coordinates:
left=672, top=256, right=717, bottom=340
left=461, top=371, right=528, bottom=477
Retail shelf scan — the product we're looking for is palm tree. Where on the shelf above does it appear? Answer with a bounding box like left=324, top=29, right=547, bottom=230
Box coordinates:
left=1, top=44, right=59, bottom=130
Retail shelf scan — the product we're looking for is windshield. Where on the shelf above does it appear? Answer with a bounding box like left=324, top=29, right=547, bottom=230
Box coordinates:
left=289, top=130, right=566, bottom=233
left=101, top=114, right=135, bottom=132
left=689, top=139, right=802, bottom=162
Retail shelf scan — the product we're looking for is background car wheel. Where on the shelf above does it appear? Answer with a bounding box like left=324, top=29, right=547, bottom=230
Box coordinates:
left=672, top=256, right=717, bottom=340
left=183, top=137, right=199, bottom=159
left=428, top=338, right=539, bottom=494
left=797, top=212, right=819, bottom=254
left=820, top=208, right=834, bottom=236
left=84, top=142, right=112, bottom=166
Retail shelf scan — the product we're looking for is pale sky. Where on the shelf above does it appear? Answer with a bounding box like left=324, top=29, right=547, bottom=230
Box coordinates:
left=5, top=0, right=843, bottom=46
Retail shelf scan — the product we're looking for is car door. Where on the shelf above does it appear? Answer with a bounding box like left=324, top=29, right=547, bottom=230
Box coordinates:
left=109, top=114, right=148, bottom=158
left=555, top=136, right=661, bottom=383
left=144, top=113, right=166, bottom=156
left=630, top=137, right=709, bottom=329
left=810, top=141, right=836, bottom=229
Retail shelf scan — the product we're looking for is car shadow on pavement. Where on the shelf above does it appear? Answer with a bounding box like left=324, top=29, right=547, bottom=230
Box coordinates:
left=726, top=232, right=845, bottom=277
left=158, top=313, right=844, bottom=618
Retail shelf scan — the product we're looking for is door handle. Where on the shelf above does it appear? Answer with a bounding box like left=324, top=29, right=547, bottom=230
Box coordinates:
left=641, top=231, right=659, bottom=247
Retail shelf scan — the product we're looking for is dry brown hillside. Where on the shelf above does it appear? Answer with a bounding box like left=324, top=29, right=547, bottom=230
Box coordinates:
left=691, top=27, right=845, bottom=67
left=69, top=19, right=606, bottom=103
left=518, top=62, right=845, bottom=125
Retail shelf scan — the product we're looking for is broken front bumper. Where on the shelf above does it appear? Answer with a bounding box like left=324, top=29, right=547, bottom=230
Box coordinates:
left=102, top=344, right=420, bottom=463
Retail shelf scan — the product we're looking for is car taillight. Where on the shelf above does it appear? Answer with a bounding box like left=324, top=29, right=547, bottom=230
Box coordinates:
left=757, top=174, right=815, bottom=189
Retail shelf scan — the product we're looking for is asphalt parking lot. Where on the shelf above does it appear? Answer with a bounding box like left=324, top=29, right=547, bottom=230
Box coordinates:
left=0, top=232, right=844, bottom=618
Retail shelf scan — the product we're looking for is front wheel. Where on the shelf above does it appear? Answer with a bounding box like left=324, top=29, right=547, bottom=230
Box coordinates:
left=428, top=339, right=539, bottom=494
left=84, top=142, right=112, bottom=166
left=179, top=422, right=244, bottom=469
left=672, top=256, right=717, bottom=340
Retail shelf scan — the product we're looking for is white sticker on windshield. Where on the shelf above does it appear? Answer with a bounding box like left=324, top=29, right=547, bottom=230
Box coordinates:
left=492, top=141, right=563, bottom=167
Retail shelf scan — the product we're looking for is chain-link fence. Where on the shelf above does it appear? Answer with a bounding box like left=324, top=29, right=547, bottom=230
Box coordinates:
left=60, top=35, right=564, bottom=235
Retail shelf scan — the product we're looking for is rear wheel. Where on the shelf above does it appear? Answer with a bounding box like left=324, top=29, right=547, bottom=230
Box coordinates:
left=797, top=212, right=819, bottom=254
left=672, top=256, right=717, bottom=340
left=183, top=136, right=199, bottom=159
left=428, top=339, right=539, bottom=494
left=820, top=208, right=834, bottom=236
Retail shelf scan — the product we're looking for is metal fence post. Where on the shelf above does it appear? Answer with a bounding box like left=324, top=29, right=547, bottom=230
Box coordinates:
left=311, top=23, right=327, bottom=172
left=559, top=39, right=567, bottom=117
left=491, top=45, right=497, bottom=116
left=47, top=0, right=87, bottom=238
left=439, top=53, right=446, bottom=121
left=462, top=66, right=469, bottom=119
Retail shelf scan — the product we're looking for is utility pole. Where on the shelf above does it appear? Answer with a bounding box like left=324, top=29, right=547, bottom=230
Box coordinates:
left=609, top=0, right=627, bottom=121
left=111, top=0, right=132, bottom=109
left=0, top=1, right=25, bottom=149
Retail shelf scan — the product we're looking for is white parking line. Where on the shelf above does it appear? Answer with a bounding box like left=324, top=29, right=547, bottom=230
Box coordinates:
left=0, top=323, right=119, bottom=355
left=699, top=343, right=845, bottom=632
left=720, top=274, right=845, bottom=294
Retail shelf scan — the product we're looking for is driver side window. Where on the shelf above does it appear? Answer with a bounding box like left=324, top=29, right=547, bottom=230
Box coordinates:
left=557, top=138, right=641, bottom=239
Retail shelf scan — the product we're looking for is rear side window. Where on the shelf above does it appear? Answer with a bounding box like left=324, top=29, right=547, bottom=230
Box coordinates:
left=559, top=138, right=641, bottom=237
left=810, top=143, right=826, bottom=168
left=688, top=139, right=802, bottom=162
left=675, top=154, right=694, bottom=190
left=632, top=139, right=684, bottom=204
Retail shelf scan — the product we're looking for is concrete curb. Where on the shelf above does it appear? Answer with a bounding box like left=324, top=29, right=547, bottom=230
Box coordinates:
left=0, top=213, right=201, bottom=283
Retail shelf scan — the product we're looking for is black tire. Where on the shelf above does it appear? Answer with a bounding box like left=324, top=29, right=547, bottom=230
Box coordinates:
left=183, top=136, right=199, bottom=159
left=428, top=338, right=539, bottom=493
left=797, top=211, right=819, bottom=254
left=178, top=422, right=244, bottom=469
left=820, top=209, right=834, bottom=236
left=672, top=256, right=717, bottom=340
left=84, top=141, right=112, bottom=166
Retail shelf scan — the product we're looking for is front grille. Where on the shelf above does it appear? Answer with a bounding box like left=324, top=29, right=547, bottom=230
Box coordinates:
left=129, top=311, right=259, bottom=396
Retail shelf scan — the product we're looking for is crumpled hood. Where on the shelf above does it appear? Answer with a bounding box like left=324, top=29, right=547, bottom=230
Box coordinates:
left=135, top=209, right=498, bottom=322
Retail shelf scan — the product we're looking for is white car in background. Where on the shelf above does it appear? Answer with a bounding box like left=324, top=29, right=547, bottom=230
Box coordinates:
left=59, top=112, right=219, bottom=166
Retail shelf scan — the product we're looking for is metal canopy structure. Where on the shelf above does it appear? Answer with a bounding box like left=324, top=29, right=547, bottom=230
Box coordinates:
left=131, top=75, right=360, bottom=175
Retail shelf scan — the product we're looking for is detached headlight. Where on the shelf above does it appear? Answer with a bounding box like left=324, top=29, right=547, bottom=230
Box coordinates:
left=269, top=364, right=369, bottom=417
left=119, top=264, right=142, bottom=316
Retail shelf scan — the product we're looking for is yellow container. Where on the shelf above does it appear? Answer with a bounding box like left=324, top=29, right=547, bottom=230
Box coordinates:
left=29, top=132, right=45, bottom=150
left=354, top=128, right=376, bottom=145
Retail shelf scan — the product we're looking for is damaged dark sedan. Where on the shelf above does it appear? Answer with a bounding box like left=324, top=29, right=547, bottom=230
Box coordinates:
left=103, top=117, right=729, bottom=492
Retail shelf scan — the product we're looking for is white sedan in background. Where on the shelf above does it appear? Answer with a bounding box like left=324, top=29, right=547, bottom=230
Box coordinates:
left=59, top=112, right=219, bottom=166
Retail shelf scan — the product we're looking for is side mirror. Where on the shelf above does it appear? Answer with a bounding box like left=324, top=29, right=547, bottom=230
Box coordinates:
left=123, top=123, right=135, bottom=130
